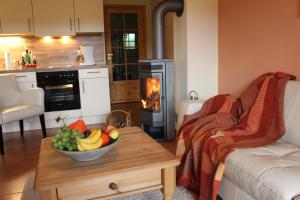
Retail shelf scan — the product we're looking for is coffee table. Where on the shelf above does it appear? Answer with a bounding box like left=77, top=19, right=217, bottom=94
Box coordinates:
left=34, top=127, right=180, bottom=200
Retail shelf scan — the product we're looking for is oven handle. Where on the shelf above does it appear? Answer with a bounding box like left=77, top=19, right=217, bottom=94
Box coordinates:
left=45, top=84, right=73, bottom=90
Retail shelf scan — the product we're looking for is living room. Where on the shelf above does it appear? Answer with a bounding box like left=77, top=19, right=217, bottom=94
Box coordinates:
left=1, top=0, right=300, bottom=200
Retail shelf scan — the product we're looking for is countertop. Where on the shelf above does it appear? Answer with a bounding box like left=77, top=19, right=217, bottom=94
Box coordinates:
left=0, top=64, right=109, bottom=74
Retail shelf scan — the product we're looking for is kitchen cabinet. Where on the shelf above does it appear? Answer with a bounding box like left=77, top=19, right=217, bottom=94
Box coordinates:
left=32, top=0, right=75, bottom=36
left=0, top=0, right=34, bottom=35
left=74, top=0, right=104, bottom=33
left=79, top=68, right=111, bottom=117
left=12, top=72, right=37, bottom=91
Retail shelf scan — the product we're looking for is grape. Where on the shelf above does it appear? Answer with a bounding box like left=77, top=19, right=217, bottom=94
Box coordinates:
left=53, top=127, right=86, bottom=151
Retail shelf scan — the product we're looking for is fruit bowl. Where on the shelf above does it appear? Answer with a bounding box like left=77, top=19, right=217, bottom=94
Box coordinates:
left=55, top=137, right=119, bottom=162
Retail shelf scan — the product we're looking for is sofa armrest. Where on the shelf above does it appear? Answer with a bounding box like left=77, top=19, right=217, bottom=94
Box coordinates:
left=20, top=87, right=44, bottom=110
left=176, top=99, right=206, bottom=130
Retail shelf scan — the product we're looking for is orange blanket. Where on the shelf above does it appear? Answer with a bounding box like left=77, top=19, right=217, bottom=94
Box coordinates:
left=176, top=72, right=295, bottom=200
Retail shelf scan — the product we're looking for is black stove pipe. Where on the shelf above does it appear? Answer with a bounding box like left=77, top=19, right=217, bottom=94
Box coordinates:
left=153, top=0, right=184, bottom=59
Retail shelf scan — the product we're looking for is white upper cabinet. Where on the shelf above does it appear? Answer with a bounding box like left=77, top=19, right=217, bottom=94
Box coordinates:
left=32, top=0, right=75, bottom=36
left=0, top=0, right=34, bottom=35
left=74, top=0, right=104, bottom=33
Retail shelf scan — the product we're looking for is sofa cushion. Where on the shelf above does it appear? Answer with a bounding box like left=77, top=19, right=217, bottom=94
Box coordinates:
left=224, top=141, right=300, bottom=200
left=283, top=81, right=300, bottom=146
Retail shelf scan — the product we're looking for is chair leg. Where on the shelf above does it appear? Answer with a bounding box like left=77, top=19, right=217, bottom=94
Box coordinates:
left=39, top=114, right=47, bottom=137
left=19, top=120, right=24, bottom=136
left=0, top=125, right=4, bottom=155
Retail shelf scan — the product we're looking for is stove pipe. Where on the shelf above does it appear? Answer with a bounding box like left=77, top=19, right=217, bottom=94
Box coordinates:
left=153, top=0, right=184, bottom=59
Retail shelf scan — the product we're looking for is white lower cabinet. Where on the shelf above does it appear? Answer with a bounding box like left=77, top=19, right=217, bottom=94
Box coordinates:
left=79, top=68, right=111, bottom=117
left=18, top=82, right=37, bottom=91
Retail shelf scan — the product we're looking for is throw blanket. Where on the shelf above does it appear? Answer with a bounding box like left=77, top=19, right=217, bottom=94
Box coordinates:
left=176, top=72, right=295, bottom=200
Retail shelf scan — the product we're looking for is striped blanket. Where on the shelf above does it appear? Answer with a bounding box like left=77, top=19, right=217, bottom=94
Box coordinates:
left=176, top=72, right=295, bottom=200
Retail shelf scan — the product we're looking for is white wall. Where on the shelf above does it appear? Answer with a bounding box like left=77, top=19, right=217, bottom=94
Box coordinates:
left=173, top=0, right=218, bottom=112
left=173, top=5, right=187, bottom=113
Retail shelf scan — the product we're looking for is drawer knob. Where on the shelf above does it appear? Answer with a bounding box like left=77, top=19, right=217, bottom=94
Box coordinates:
left=109, top=182, right=118, bottom=190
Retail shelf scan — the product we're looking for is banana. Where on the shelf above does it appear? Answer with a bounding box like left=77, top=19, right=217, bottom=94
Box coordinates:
left=78, top=129, right=101, bottom=144
left=77, top=137, right=103, bottom=151
left=76, top=141, right=85, bottom=152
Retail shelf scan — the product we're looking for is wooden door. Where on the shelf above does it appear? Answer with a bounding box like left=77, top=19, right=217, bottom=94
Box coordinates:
left=32, top=0, right=75, bottom=36
left=0, top=0, right=34, bottom=35
left=74, top=0, right=104, bottom=33
left=104, top=6, right=146, bottom=104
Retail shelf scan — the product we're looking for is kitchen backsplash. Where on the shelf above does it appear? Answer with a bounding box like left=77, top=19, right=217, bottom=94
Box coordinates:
left=0, top=35, right=105, bottom=69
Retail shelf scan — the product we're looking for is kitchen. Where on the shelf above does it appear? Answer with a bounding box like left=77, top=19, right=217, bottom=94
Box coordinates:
left=0, top=0, right=111, bottom=133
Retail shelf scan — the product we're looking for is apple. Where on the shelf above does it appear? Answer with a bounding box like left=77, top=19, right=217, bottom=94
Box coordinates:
left=105, top=125, right=116, bottom=133
left=108, top=129, right=119, bottom=140
left=101, top=133, right=110, bottom=146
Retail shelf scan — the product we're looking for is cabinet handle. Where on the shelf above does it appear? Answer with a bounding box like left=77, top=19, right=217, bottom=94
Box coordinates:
left=82, top=80, right=85, bottom=94
left=15, top=75, right=27, bottom=78
left=87, top=71, right=100, bottom=74
left=28, top=18, right=31, bottom=32
left=0, top=19, right=2, bottom=33
left=77, top=18, right=80, bottom=31
left=69, top=18, right=73, bottom=32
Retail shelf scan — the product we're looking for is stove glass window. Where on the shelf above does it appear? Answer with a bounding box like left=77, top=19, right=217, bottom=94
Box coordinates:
left=141, top=77, right=161, bottom=112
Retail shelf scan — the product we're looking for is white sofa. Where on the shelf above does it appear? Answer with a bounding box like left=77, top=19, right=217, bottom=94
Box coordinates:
left=177, top=81, right=300, bottom=200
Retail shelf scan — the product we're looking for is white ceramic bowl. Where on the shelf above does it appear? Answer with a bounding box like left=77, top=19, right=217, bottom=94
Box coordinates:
left=55, top=138, right=119, bottom=162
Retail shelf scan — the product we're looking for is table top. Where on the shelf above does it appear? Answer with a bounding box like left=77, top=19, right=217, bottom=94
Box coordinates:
left=34, top=127, right=179, bottom=190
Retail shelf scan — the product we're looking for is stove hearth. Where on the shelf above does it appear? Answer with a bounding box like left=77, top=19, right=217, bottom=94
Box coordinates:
left=139, top=59, right=175, bottom=141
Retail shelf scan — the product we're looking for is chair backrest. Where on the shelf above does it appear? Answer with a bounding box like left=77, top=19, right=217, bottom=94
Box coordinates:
left=0, top=74, right=21, bottom=108
left=283, top=80, right=300, bottom=146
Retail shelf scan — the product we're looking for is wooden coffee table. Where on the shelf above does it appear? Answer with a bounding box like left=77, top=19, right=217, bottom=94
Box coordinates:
left=34, top=127, right=180, bottom=200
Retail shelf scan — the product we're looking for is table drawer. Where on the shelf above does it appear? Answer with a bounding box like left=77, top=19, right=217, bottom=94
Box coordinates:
left=57, top=169, right=161, bottom=200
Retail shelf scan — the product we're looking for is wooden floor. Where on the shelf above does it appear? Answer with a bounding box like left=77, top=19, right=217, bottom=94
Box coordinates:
left=0, top=127, right=177, bottom=200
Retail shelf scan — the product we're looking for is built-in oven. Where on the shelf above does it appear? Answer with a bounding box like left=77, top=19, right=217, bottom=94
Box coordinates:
left=37, top=70, right=81, bottom=112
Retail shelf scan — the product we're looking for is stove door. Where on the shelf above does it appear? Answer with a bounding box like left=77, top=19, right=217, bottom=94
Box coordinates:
left=140, top=72, right=164, bottom=124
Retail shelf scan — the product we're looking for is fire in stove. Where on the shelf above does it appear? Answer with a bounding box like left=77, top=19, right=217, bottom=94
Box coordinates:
left=141, top=78, right=161, bottom=112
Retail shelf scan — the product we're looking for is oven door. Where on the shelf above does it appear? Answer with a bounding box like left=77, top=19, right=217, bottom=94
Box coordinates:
left=37, top=71, right=81, bottom=112
left=44, top=83, right=80, bottom=112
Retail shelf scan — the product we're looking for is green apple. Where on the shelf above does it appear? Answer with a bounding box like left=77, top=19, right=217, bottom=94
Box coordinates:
left=108, top=129, right=119, bottom=140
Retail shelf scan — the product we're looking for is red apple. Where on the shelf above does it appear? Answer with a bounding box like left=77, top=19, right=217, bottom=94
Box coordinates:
left=101, top=133, right=110, bottom=146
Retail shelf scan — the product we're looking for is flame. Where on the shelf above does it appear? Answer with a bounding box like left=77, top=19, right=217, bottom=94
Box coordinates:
left=141, top=78, right=161, bottom=111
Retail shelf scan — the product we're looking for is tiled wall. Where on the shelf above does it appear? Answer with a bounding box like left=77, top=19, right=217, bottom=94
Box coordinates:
left=0, top=34, right=105, bottom=69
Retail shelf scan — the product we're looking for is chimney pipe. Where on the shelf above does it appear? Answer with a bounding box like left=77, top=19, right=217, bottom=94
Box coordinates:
left=153, top=0, right=184, bottom=59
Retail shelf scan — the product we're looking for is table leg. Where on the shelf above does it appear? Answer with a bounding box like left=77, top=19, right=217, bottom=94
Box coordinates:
left=161, top=167, right=176, bottom=200
left=40, top=189, right=57, bottom=200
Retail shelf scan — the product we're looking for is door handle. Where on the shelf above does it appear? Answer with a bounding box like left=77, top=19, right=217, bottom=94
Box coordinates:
left=107, top=53, right=113, bottom=61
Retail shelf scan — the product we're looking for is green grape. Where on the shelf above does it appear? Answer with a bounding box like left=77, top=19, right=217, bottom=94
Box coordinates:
left=53, top=143, right=59, bottom=149
left=58, top=145, right=64, bottom=150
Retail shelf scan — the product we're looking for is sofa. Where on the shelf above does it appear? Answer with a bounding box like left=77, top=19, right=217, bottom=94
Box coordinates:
left=177, top=80, right=300, bottom=200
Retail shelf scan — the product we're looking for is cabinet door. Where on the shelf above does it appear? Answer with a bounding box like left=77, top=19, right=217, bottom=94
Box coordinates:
left=80, top=78, right=111, bottom=116
left=0, top=0, right=34, bottom=35
left=74, top=0, right=104, bottom=33
left=17, top=82, right=37, bottom=91
left=32, top=0, right=75, bottom=36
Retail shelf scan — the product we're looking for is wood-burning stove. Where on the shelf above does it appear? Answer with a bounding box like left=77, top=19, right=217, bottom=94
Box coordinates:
left=139, top=59, right=175, bottom=141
